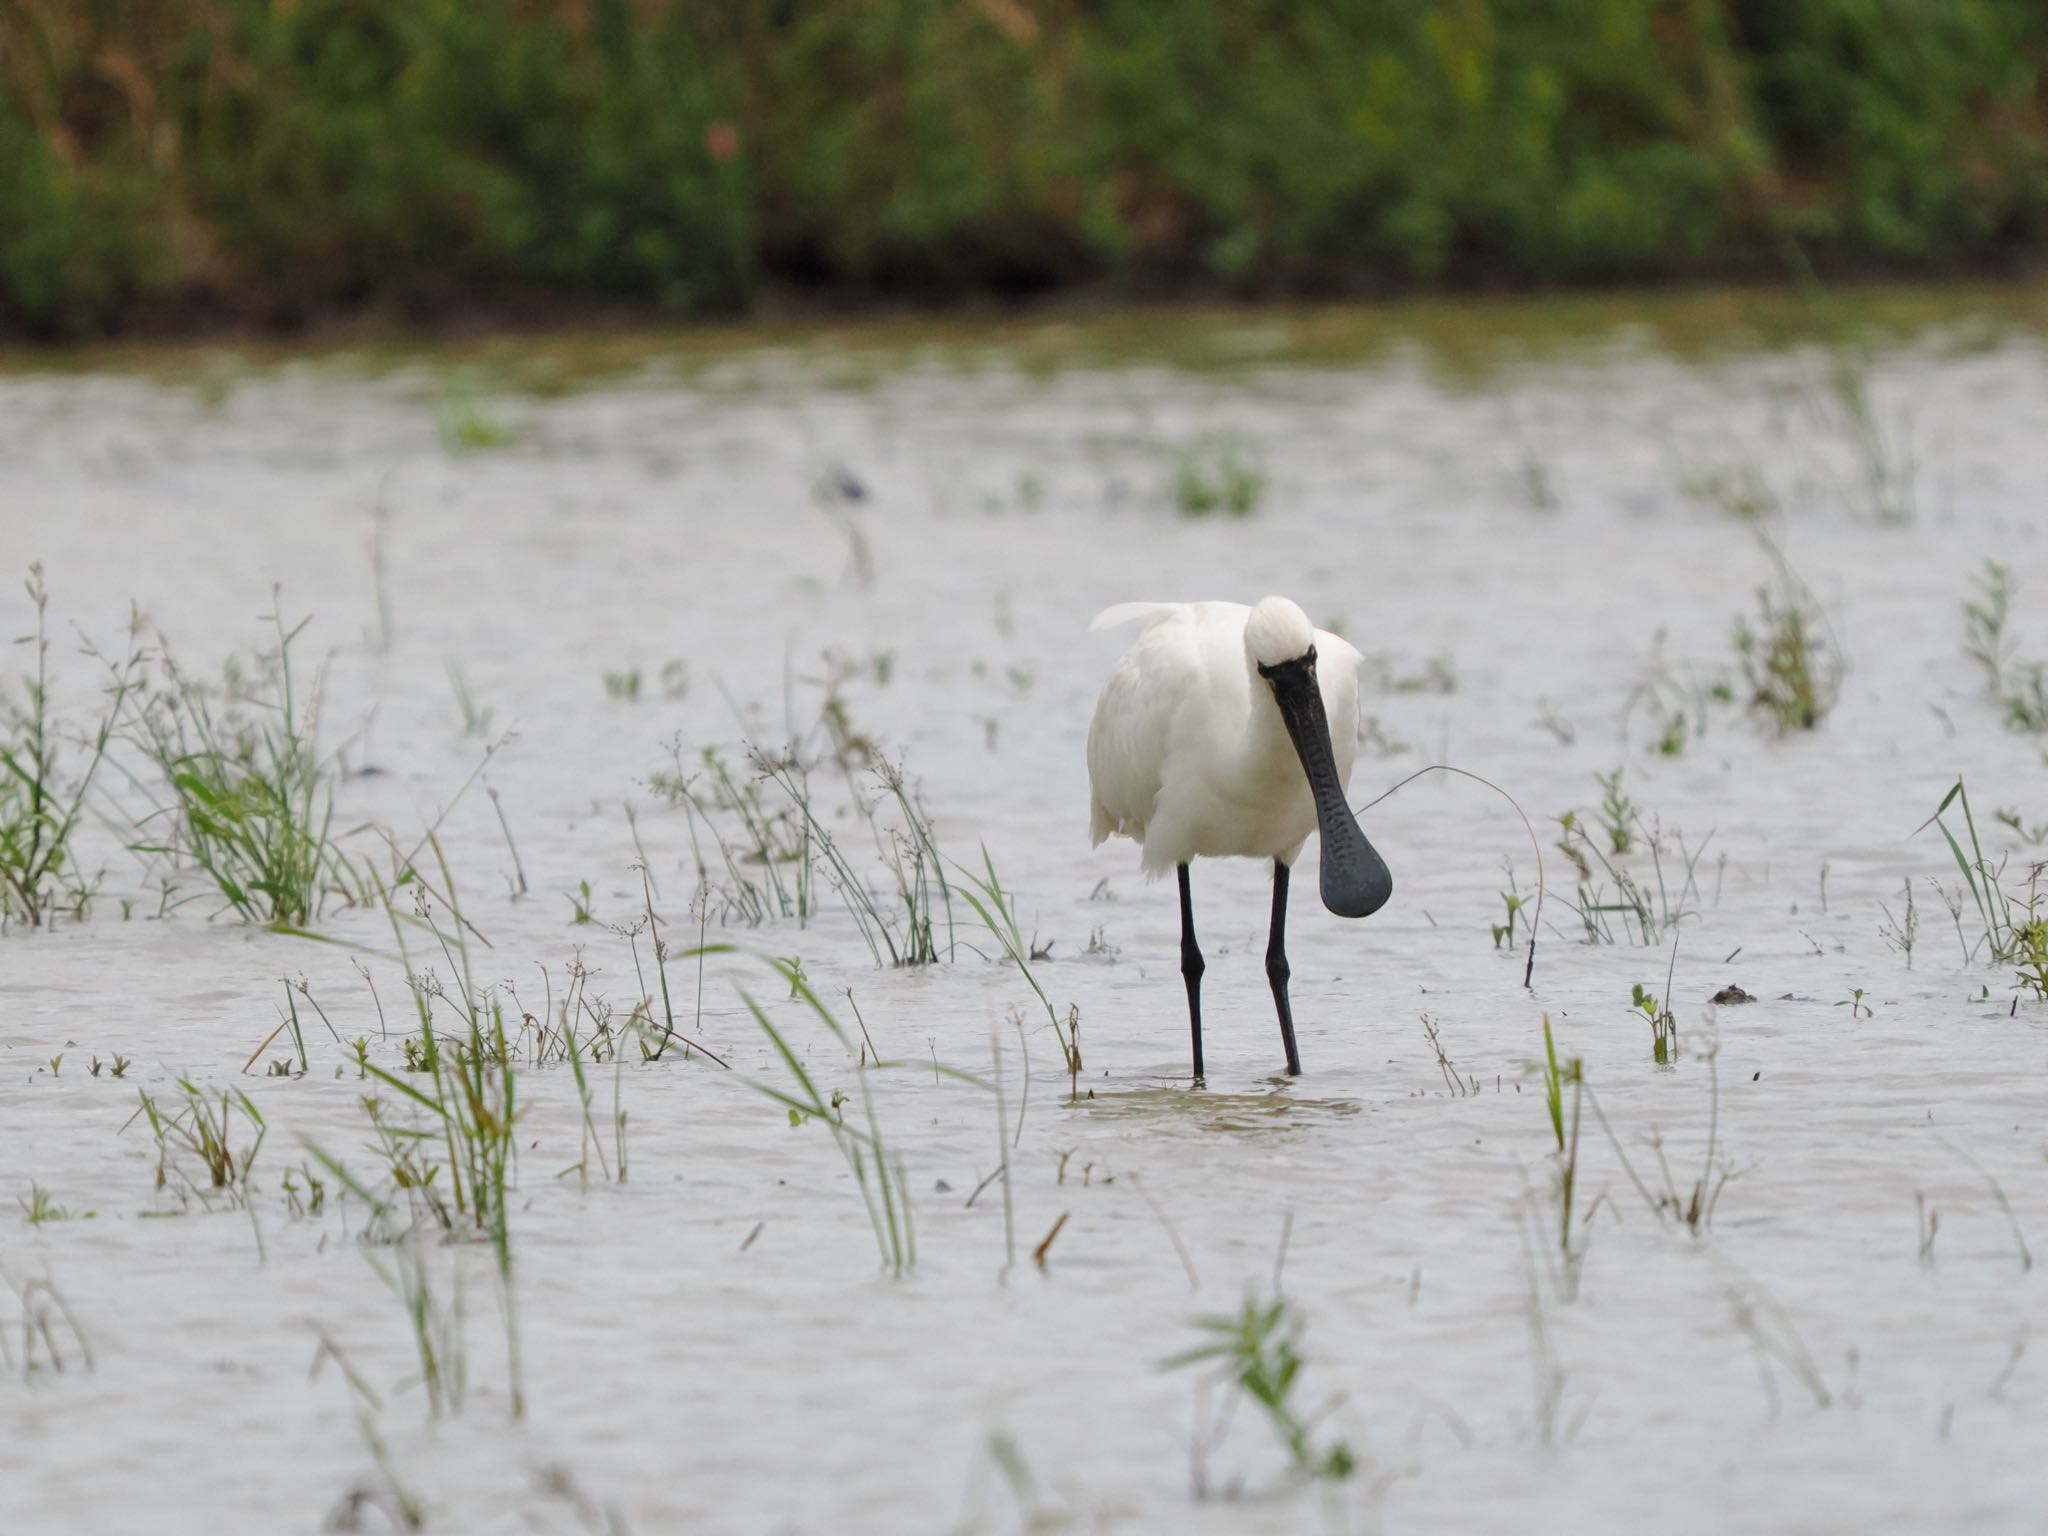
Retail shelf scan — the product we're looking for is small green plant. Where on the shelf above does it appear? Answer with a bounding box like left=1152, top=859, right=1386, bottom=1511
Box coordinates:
left=20, top=1183, right=89, bottom=1224
left=1165, top=1282, right=1354, bottom=1483
left=435, top=374, right=513, bottom=451
left=1553, top=790, right=1707, bottom=949
left=1171, top=434, right=1264, bottom=517
left=447, top=665, right=494, bottom=739
left=1879, top=880, right=1918, bottom=967
left=2, top=566, right=146, bottom=928
left=131, top=598, right=362, bottom=930
left=312, top=847, right=526, bottom=1416
left=1836, top=987, right=1873, bottom=1019
left=2001, top=669, right=2048, bottom=732
left=1820, top=338, right=1916, bottom=525
left=567, top=880, right=594, bottom=925
left=1595, top=768, right=1636, bottom=855
left=1421, top=1014, right=1476, bottom=1096
left=1992, top=808, right=2048, bottom=847
left=2014, top=918, right=2048, bottom=1003
left=1, top=1270, right=92, bottom=1376
left=1962, top=562, right=2048, bottom=731
left=1682, top=464, right=1777, bottom=521
left=1631, top=983, right=1678, bottom=1065
left=725, top=950, right=919, bottom=1276
left=1734, top=586, right=1839, bottom=733
left=1922, top=778, right=2048, bottom=996
left=959, top=845, right=1082, bottom=1098
left=1540, top=1015, right=1572, bottom=1146
left=1491, top=887, right=1524, bottom=951
left=1530, top=1014, right=1592, bottom=1294
left=134, top=1080, right=267, bottom=1202
left=365, top=1236, right=468, bottom=1417
left=603, top=669, right=642, bottom=702
left=1964, top=561, right=2017, bottom=689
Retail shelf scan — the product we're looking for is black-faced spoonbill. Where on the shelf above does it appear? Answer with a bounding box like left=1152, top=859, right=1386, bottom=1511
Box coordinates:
left=1087, top=596, right=1392, bottom=1081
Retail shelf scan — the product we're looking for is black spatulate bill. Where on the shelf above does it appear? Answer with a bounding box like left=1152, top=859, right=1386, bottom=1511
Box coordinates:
left=1259, top=650, right=1393, bottom=919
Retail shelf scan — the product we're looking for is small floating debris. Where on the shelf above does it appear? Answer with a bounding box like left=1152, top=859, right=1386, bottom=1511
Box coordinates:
left=1711, top=984, right=1755, bottom=1005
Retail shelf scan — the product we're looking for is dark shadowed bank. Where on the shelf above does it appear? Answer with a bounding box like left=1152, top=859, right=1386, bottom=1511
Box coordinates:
left=5, top=0, right=2048, bottom=340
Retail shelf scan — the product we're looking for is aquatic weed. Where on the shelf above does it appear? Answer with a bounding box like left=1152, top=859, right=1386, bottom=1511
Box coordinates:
left=726, top=948, right=920, bottom=1276
left=1171, top=434, right=1264, bottom=517
left=1165, top=1223, right=1354, bottom=1485
left=1734, top=586, right=1838, bottom=733
left=131, top=597, right=363, bottom=929
left=1, top=566, right=145, bottom=928
left=1962, top=562, right=2048, bottom=732
left=959, top=845, right=1082, bottom=1098
left=134, top=1079, right=266, bottom=1203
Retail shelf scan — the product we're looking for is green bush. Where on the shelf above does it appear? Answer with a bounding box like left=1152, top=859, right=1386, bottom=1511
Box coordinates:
left=5, top=0, right=2048, bottom=335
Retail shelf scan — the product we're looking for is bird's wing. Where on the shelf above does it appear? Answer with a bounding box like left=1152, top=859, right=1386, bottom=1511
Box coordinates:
left=1089, top=601, right=1184, bottom=633
left=1087, top=646, right=1174, bottom=847
left=1086, top=607, right=1211, bottom=849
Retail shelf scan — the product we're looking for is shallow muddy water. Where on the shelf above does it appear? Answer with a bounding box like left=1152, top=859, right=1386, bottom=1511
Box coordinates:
left=3, top=298, right=2047, bottom=1534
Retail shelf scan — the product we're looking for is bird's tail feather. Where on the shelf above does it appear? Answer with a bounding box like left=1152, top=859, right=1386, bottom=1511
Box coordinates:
left=1089, top=601, right=1180, bottom=633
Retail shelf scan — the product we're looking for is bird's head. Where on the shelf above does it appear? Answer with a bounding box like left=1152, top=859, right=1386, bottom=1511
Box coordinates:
left=1244, top=595, right=1317, bottom=673
left=1246, top=595, right=1393, bottom=921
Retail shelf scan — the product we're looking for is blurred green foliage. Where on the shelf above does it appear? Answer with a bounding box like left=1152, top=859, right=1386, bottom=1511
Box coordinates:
left=4, top=1, right=2048, bottom=335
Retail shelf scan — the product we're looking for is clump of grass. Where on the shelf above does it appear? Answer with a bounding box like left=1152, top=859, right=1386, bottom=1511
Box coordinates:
left=310, top=848, right=525, bottom=1415
left=669, top=728, right=955, bottom=968
left=725, top=948, right=919, bottom=1276
left=131, top=598, right=362, bottom=930
left=1992, top=807, right=2048, bottom=847
left=1962, top=562, right=2048, bottom=732
left=1652, top=1107, right=1730, bottom=1233
left=380, top=879, right=517, bottom=1249
left=133, top=1079, right=267, bottom=1205
left=1171, top=434, right=1263, bottom=517
left=1922, top=778, right=2048, bottom=998
left=367, top=1237, right=468, bottom=1418
left=2015, top=917, right=2048, bottom=1003
left=1165, top=1230, right=1354, bottom=1484
left=1621, top=635, right=1729, bottom=758
left=2, top=566, right=146, bottom=929
left=435, top=374, right=513, bottom=451
left=1820, top=337, right=1916, bottom=525
left=20, top=1183, right=90, bottom=1224
left=1734, top=585, right=1839, bottom=733
left=1, top=1268, right=93, bottom=1377
left=758, top=750, right=955, bottom=968
left=1681, top=463, right=1777, bottom=521
left=657, top=741, right=810, bottom=926
left=959, top=846, right=1082, bottom=1098
left=1553, top=775, right=1708, bottom=947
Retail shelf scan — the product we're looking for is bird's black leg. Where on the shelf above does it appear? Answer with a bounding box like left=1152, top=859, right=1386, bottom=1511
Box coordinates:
left=1268, top=860, right=1301, bottom=1076
left=1178, top=863, right=1205, bottom=1084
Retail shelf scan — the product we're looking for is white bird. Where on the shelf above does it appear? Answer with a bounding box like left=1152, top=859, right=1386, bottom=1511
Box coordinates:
left=1087, top=596, right=1392, bottom=1080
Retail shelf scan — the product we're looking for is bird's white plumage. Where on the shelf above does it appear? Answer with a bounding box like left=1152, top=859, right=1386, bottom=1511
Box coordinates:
left=1087, top=598, right=1363, bottom=875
